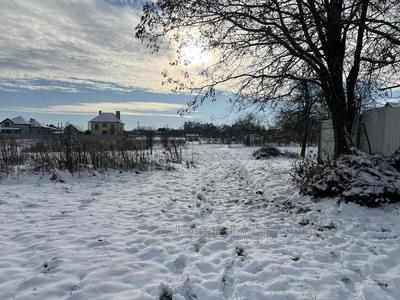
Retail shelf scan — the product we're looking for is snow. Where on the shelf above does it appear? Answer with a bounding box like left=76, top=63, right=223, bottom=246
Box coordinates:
left=0, top=144, right=399, bottom=299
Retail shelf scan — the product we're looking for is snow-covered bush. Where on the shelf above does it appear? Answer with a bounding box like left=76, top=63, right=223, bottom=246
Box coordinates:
left=292, top=150, right=400, bottom=207
left=282, top=150, right=301, bottom=159
left=253, top=146, right=299, bottom=159
left=290, top=157, right=329, bottom=195
left=390, top=148, right=400, bottom=171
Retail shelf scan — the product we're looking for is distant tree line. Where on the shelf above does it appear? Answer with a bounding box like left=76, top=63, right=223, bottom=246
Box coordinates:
left=133, top=110, right=325, bottom=150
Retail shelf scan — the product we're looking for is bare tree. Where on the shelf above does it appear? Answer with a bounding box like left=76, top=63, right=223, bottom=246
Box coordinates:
left=136, top=0, right=400, bottom=156
left=275, top=82, right=327, bottom=156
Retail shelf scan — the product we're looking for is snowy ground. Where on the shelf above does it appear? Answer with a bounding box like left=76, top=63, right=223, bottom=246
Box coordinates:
left=0, top=144, right=399, bottom=300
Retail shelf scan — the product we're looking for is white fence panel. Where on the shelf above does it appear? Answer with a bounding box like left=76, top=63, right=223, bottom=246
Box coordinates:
left=358, top=106, right=400, bottom=156
left=319, top=120, right=335, bottom=161
left=319, top=106, right=400, bottom=160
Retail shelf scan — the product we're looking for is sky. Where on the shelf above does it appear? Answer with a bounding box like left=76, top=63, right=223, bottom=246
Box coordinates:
left=0, top=0, right=241, bottom=130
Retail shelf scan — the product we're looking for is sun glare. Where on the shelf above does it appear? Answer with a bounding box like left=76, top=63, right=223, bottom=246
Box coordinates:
left=180, top=41, right=211, bottom=66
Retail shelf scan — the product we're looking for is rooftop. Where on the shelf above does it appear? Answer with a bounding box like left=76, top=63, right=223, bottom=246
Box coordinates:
left=1, top=116, right=50, bottom=129
left=12, top=116, right=29, bottom=125
left=385, top=102, right=400, bottom=108
left=65, top=124, right=85, bottom=132
left=89, top=112, right=124, bottom=124
left=29, top=118, right=46, bottom=128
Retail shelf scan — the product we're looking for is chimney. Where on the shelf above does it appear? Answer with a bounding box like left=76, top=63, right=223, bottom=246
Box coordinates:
left=99, top=110, right=102, bottom=115
left=116, top=111, right=121, bottom=120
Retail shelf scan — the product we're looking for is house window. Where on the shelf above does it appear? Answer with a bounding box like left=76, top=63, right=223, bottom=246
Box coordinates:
left=4, top=122, right=10, bottom=127
left=94, top=123, right=99, bottom=130
left=111, top=124, right=115, bottom=130
left=102, top=130, right=107, bottom=135
left=102, top=123, right=107, bottom=128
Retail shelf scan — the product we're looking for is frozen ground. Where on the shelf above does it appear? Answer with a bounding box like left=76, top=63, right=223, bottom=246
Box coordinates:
left=0, top=144, right=399, bottom=300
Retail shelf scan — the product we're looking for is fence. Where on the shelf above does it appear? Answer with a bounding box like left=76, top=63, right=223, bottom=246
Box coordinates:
left=319, top=105, right=400, bottom=161
left=318, top=120, right=335, bottom=161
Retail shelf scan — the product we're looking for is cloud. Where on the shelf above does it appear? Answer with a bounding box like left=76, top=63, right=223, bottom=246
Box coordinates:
left=0, top=77, right=138, bottom=93
left=0, top=0, right=174, bottom=93
left=40, top=101, right=184, bottom=113
left=3, top=101, right=201, bottom=118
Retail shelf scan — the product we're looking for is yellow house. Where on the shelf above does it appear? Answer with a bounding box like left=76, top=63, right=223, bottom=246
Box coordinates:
left=89, top=111, right=124, bottom=136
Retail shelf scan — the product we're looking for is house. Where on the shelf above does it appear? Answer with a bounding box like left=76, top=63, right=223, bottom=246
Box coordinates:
left=0, top=118, right=21, bottom=135
left=11, top=116, right=31, bottom=136
left=89, top=111, right=124, bottom=136
left=0, top=116, right=31, bottom=136
left=28, top=118, right=53, bottom=137
left=48, top=124, right=63, bottom=135
left=64, top=124, right=85, bottom=137
left=0, top=116, right=53, bottom=138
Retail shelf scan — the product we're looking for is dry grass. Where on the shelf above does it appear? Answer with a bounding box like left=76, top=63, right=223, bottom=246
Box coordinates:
left=0, top=136, right=185, bottom=176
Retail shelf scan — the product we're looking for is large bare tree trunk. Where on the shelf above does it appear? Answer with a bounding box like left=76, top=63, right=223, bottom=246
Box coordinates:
left=300, top=82, right=312, bottom=158
left=300, top=122, right=309, bottom=157
left=322, top=76, right=355, bottom=157
left=324, top=0, right=353, bottom=157
left=330, top=102, right=356, bottom=157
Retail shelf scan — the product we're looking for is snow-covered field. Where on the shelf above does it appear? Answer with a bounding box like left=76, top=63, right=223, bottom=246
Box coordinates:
left=0, top=144, right=399, bottom=300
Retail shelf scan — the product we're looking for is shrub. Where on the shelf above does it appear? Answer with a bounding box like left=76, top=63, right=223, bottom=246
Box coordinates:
left=0, top=136, right=185, bottom=177
left=163, top=139, right=184, bottom=164
left=291, top=150, right=400, bottom=207
left=0, top=138, right=25, bottom=175
left=159, top=284, right=173, bottom=300
left=253, top=147, right=282, bottom=159
left=253, top=146, right=299, bottom=159
left=390, top=148, right=400, bottom=171
left=291, top=157, right=329, bottom=195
